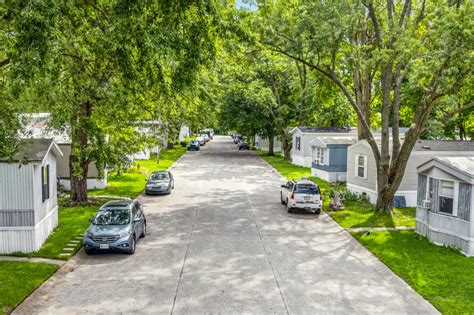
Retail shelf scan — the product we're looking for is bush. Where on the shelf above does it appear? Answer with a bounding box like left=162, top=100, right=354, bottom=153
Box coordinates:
left=180, top=140, right=187, bottom=147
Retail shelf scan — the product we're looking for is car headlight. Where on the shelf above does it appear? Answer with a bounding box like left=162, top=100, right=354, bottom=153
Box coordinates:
left=86, top=231, right=94, bottom=238
left=119, top=230, right=131, bottom=238
left=146, top=184, right=153, bottom=188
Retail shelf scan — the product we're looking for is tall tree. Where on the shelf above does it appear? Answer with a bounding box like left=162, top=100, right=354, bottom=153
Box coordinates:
left=6, top=1, right=220, bottom=203
left=257, top=0, right=474, bottom=211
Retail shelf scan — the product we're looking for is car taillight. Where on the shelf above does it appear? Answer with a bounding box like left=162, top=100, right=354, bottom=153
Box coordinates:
left=290, top=192, right=295, bottom=200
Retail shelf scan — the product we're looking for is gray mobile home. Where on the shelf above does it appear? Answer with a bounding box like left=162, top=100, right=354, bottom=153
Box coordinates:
left=310, top=136, right=356, bottom=182
left=347, top=140, right=474, bottom=207
left=290, top=126, right=356, bottom=167
left=0, top=139, right=62, bottom=253
left=416, top=157, right=474, bottom=256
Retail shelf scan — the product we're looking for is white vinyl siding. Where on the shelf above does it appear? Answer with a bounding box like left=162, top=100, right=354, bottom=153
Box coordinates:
left=0, top=163, right=35, bottom=211
left=347, top=142, right=377, bottom=191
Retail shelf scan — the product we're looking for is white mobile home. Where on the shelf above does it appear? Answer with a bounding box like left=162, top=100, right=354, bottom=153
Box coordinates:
left=21, top=113, right=107, bottom=190
left=416, top=157, right=474, bottom=256
left=0, top=139, right=62, bottom=253
left=310, top=136, right=356, bottom=182
left=347, top=140, right=474, bottom=207
left=290, top=126, right=356, bottom=167
left=255, top=135, right=282, bottom=152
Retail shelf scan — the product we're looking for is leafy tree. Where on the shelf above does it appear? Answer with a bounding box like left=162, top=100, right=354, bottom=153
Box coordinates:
left=5, top=1, right=220, bottom=203
left=256, top=0, right=474, bottom=211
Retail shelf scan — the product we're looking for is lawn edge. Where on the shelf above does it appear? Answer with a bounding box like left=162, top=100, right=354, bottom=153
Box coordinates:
left=2, top=261, right=60, bottom=314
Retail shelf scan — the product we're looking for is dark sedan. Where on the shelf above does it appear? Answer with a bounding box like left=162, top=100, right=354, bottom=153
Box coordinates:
left=145, top=171, right=174, bottom=195
left=238, top=141, right=249, bottom=150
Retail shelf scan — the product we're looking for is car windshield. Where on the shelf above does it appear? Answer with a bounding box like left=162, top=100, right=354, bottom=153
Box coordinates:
left=94, top=209, right=130, bottom=225
left=295, top=184, right=320, bottom=194
left=150, top=173, right=169, bottom=181
left=191, top=140, right=198, bottom=144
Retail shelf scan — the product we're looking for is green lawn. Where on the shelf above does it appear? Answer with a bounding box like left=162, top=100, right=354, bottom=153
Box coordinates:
left=89, top=144, right=188, bottom=198
left=10, top=204, right=100, bottom=260
left=0, top=261, right=58, bottom=314
left=257, top=151, right=415, bottom=228
left=330, top=201, right=416, bottom=228
left=352, top=230, right=474, bottom=313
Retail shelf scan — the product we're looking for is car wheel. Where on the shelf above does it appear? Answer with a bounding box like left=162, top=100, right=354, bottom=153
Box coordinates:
left=315, top=208, right=321, bottom=215
left=84, top=248, right=94, bottom=255
left=280, top=192, right=285, bottom=204
left=127, top=235, right=136, bottom=255
left=140, top=223, right=146, bottom=238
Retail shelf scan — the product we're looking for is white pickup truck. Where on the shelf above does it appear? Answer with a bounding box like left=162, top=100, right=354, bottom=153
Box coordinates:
left=280, top=178, right=322, bottom=214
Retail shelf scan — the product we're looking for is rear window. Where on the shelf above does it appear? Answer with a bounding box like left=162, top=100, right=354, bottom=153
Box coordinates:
left=295, top=184, right=320, bottom=194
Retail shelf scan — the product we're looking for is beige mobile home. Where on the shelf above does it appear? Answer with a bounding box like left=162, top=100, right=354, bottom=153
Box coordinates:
left=347, top=140, right=474, bottom=207
left=0, top=139, right=62, bottom=253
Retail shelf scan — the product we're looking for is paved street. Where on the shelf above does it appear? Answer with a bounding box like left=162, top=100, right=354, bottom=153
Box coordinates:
left=15, top=136, right=437, bottom=314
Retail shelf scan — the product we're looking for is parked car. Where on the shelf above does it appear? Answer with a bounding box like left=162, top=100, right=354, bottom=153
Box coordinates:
left=233, top=134, right=242, bottom=144
left=238, top=141, right=249, bottom=150
left=197, top=136, right=206, bottom=146
left=280, top=178, right=322, bottom=214
left=145, top=171, right=174, bottom=195
left=83, top=200, right=146, bottom=255
left=188, top=139, right=200, bottom=151
left=202, top=134, right=210, bottom=142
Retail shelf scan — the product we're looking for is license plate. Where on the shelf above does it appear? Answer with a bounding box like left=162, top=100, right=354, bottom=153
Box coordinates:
left=99, top=244, right=109, bottom=249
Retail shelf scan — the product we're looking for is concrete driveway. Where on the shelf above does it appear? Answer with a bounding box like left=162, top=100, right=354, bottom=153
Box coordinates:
left=15, top=136, right=437, bottom=314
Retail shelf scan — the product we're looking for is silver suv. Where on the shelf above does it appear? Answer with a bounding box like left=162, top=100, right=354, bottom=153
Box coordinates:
left=281, top=178, right=322, bottom=214
left=84, top=200, right=146, bottom=255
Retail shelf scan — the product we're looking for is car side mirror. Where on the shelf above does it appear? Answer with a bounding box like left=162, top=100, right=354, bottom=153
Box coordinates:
left=281, top=185, right=288, bottom=189
left=88, top=218, right=94, bottom=223
left=133, top=217, right=141, bottom=223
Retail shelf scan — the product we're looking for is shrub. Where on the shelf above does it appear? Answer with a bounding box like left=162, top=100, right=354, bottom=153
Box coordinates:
left=180, top=140, right=187, bottom=147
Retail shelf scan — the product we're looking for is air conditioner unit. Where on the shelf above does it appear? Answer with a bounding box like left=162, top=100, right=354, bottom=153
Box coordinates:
left=422, top=199, right=431, bottom=209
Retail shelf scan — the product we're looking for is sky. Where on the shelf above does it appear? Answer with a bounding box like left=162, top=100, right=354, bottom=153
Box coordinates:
left=236, top=0, right=258, bottom=11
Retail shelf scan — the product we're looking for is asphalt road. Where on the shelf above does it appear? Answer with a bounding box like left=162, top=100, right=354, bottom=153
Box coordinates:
left=15, top=136, right=438, bottom=314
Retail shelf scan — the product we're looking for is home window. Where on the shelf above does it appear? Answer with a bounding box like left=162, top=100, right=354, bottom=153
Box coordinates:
left=314, top=148, right=326, bottom=165
left=439, top=180, right=454, bottom=215
left=41, top=165, right=50, bottom=202
left=295, top=137, right=301, bottom=151
left=356, top=155, right=367, bottom=179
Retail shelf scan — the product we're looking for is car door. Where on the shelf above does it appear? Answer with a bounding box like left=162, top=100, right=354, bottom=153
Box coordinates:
left=283, top=181, right=292, bottom=201
left=132, top=203, right=141, bottom=237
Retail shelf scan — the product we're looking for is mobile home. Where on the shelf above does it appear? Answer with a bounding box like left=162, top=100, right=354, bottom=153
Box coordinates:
left=0, top=139, right=62, bottom=253
left=416, top=157, right=474, bottom=256
left=347, top=140, right=474, bottom=207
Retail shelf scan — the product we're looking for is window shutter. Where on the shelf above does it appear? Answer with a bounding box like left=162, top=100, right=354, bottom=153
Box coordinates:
left=41, top=166, right=46, bottom=202
left=46, top=165, right=50, bottom=199
left=431, top=179, right=440, bottom=213
left=458, top=183, right=471, bottom=221
left=363, top=156, right=368, bottom=179
left=417, top=175, right=427, bottom=207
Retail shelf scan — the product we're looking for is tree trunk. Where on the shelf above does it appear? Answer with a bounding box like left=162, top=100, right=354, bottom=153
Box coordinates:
left=280, top=135, right=291, bottom=160
left=69, top=102, right=91, bottom=203
left=268, top=133, right=274, bottom=156
left=375, top=185, right=396, bottom=212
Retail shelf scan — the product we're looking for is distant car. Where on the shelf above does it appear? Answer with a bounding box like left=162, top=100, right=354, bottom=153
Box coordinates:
left=280, top=178, right=322, bottom=214
left=202, top=134, right=210, bottom=142
left=233, top=134, right=242, bottom=144
left=145, top=171, right=174, bottom=195
left=188, top=139, right=200, bottom=151
left=238, top=141, right=249, bottom=150
left=83, top=199, right=146, bottom=255
left=197, top=136, right=206, bottom=146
